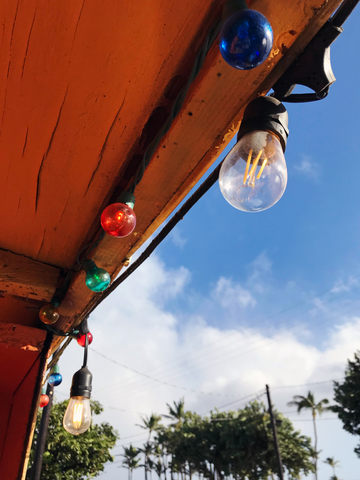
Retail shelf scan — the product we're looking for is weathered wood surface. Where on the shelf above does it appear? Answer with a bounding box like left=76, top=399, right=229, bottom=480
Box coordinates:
left=0, top=0, right=343, bottom=335
left=0, top=322, right=46, bottom=351
left=55, top=0, right=343, bottom=329
left=0, top=249, right=59, bottom=301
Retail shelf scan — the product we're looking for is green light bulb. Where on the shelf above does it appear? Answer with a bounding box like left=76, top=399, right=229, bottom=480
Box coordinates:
left=83, top=260, right=110, bottom=292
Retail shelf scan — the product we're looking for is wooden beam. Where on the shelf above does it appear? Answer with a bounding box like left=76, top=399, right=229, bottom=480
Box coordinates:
left=0, top=249, right=60, bottom=302
left=53, top=0, right=343, bottom=330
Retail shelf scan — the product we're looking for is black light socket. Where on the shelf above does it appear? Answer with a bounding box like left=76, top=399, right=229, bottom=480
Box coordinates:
left=237, top=96, right=289, bottom=152
left=70, top=366, right=92, bottom=399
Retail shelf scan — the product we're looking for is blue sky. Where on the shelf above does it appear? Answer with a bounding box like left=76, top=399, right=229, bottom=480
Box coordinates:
left=58, top=6, right=360, bottom=480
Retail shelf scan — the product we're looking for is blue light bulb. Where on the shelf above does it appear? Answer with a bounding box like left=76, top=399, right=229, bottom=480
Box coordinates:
left=49, top=372, right=63, bottom=387
left=219, top=9, right=273, bottom=70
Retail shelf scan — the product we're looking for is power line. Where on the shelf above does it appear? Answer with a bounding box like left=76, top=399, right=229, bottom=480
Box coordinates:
left=96, top=283, right=355, bottom=397
left=272, top=378, right=344, bottom=390
left=97, top=288, right=357, bottom=398
left=92, top=348, right=255, bottom=398
left=100, top=299, right=360, bottom=402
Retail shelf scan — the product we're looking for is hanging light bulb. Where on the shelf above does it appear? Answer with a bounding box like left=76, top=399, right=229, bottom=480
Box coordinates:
left=82, top=260, right=111, bottom=292
left=219, top=96, right=289, bottom=212
left=101, top=192, right=136, bottom=238
left=39, top=304, right=60, bottom=325
left=76, top=318, right=93, bottom=347
left=77, top=332, right=93, bottom=347
left=219, top=1, right=273, bottom=70
left=39, top=386, right=49, bottom=408
left=63, top=366, right=92, bottom=435
left=48, top=364, right=63, bottom=387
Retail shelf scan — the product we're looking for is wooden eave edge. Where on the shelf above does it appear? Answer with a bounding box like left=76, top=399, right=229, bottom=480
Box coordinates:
left=51, top=0, right=343, bottom=342
left=0, top=248, right=60, bottom=302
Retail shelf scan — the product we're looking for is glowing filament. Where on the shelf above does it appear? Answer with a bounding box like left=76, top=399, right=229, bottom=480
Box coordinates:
left=248, top=150, right=262, bottom=187
left=73, top=403, right=84, bottom=429
left=242, top=150, right=268, bottom=187
left=243, top=149, right=253, bottom=186
left=256, top=157, right=268, bottom=179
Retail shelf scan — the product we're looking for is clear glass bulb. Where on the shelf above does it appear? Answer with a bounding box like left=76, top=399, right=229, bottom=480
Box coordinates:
left=63, top=396, right=91, bottom=435
left=219, top=130, right=287, bottom=212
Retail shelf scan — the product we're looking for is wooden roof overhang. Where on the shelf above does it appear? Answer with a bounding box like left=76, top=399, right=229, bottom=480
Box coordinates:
left=0, top=0, right=343, bottom=478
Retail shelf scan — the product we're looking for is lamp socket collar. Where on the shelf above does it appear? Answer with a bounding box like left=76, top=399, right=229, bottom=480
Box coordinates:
left=117, top=192, right=135, bottom=210
left=70, top=366, right=92, bottom=399
left=237, top=96, right=289, bottom=152
left=82, top=259, right=97, bottom=273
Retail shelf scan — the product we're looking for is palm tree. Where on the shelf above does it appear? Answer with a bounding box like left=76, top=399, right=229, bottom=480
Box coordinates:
left=138, top=413, right=163, bottom=442
left=324, top=457, right=340, bottom=477
left=140, top=441, right=155, bottom=480
left=122, top=445, right=141, bottom=480
left=164, top=398, right=186, bottom=429
left=287, top=391, right=329, bottom=480
left=137, top=414, right=163, bottom=480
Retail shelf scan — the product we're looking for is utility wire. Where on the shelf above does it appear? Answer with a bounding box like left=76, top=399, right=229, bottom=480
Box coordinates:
left=98, top=283, right=352, bottom=396
left=97, top=297, right=360, bottom=402
left=92, top=347, right=250, bottom=398
left=95, top=285, right=356, bottom=398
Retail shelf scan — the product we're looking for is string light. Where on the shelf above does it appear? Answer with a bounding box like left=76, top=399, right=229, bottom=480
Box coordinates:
left=39, top=386, right=49, bottom=408
left=101, top=192, right=136, bottom=238
left=64, top=335, right=93, bottom=435
left=48, top=364, right=63, bottom=387
left=82, top=259, right=111, bottom=292
left=39, top=304, right=60, bottom=325
left=219, top=1, right=273, bottom=70
left=219, top=96, right=289, bottom=212
left=77, top=332, right=93, bottom=347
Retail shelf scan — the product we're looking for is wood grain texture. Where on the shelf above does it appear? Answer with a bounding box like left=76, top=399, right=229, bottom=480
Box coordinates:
left=0, top=0, right=225, bottom=267
left=0, top=0, right=343, bottom=334
left=0, top=249, right=59, bottom=301
left=52, top=0, right=343, bottom=329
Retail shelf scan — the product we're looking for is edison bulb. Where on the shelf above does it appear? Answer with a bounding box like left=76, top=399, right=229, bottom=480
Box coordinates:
left=219, top=130, right=287, bottom=212
left=63, top=396, right=91, bottom=435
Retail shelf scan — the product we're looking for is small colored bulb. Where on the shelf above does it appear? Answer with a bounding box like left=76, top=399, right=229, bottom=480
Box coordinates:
left=40, top=394, right=49, bottom=408
left=101, top=202, right=136, bottom=238
left=39, top=304, right=60, bottom=325
left=219, top=9, right=273, bottom=70
left=77, top=332, right=93, bottom=347
left=85, top=266, right=110, bottom=292
left=49, top=373, right=63, bottom=387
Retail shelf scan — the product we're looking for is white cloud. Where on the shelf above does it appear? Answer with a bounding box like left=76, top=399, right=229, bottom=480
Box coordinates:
left=169, top=227, right=187, bottom=248
left=294, top=155, right=321, bottom=182
left=212, top=277, right=256, bottom=309
left=57, top=255, right=360, bottom=480
left=331, top=276, right=359, bottom=294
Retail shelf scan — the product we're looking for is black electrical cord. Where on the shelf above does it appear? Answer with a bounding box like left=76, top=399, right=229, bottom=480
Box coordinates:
left=87, top=161, right=223, bottom=315
left=332, top=0, right=360, bottom=27
left=83, top=331, right=89, bottom=368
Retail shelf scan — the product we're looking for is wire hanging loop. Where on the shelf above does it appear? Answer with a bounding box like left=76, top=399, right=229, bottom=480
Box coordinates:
left=271, top=0, right=360, bottom=104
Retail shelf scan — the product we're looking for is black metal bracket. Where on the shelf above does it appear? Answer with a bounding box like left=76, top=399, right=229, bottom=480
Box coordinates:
left=272, top=20, right=343, bottom=103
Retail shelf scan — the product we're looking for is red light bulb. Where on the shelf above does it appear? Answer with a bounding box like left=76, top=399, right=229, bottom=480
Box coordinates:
left=77, top=332, right=93, bottom=347
left=101, top=202, right=136, bottom=238
left=40, top=394, right=49, bottom=408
